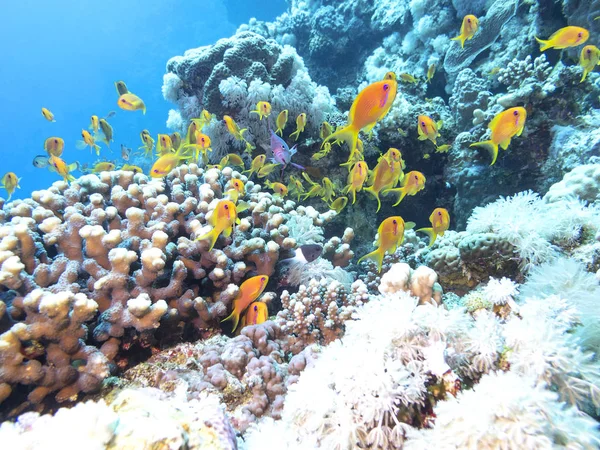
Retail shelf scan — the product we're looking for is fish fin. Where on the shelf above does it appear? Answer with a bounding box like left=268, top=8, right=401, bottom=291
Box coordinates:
left=516, top=124, right=525, bottom=137
left=451, top=34, right=466, bottom=49
left=237, top=201, right=250, bottom=213
left=436, top=120, right=443, bottom=129
left=357, top=248, right=384, bottom=273
left=195, top=227, right=219, bottom=251
left=499, top=138, right=511, bottom=150
left=383, top=187, right=407, bottom=207
left=416, top=227, right=437, bottom=247
left=580, top=70, right=588, bottom=83
left=405, top=221, right=416, bottom=230
left=470, top=140, right=499, bottom=165
left=321, top=125, right=359, bottom=154
left=534, top=36, right=551, bottom=52
left=223, top=225, right=233, bottom=238
left=363, top=185, right=382, bottom=212
left=221, top=307, right=241, bottom=333
left=75, top=140, right=87, bottom=150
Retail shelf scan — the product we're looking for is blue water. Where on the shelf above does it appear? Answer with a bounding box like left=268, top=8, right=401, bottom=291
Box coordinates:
left=0, top=0, right=286, bottom=200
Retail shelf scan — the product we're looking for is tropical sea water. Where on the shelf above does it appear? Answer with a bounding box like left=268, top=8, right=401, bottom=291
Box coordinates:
left=0, top=0, right=286, bottom=199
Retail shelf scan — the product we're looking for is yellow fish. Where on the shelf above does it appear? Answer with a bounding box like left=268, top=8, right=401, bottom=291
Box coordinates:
left=243, top=154, right=266, bottom=177
left=157, top=134, right=174, bottom=155
left=579, top=45, right=600, bottom=82
left=196, top=199, right=239, bottom=251
left=417, top=208, right=450, bottom=247
left=92, top=162, right=116, bottom=173
left=417, top=115, right=442, bottom=146
left=222, top=275, right=269, bottom=332
left=435, top=144, right=451, bottom=153
left=218, top=153, right=245, bottom=169
left=451, top=15, right=479, bottom=48
left=363, top=157, right=399, bottom=212
left=320, top=177, right=336, bottom=203
left=289, top=113, right=307, bottom=141
left=118, top=92, right=146, bottom=114
left=170, top=132, right=182, bottom=151
left=89, top=115, right=100, bottom=134
left=139, top=129, right=154, bottom=157
left=383, top=71, right=397, bottom=81
left=426, top=64, right=436, bottom=84
left=321, top=79, right=397, bottom=154
left=49, top=155, right=75, bottom=183
left=358, top=216, right=415, bottom=272
left=329, top=196, right=348, bottom=214
left=399, top=73, right=418, bottom=84
left=535, top=26, right=589, bottom=51
left=98, top=119, right=113, bottom=148
left=287, top=175, right=305, bottom=201
left=115, top=81, right=129, bottom=96
left=344, top=161, right=368, bottom=204
left=319, top=121, right=334, bottom=140
left=250, top=101, right=272, bottom=120
left=1, top=172, right=21, bottom=201
left=225, top=178, right=246, bottom=203
left=240, top=301, right=269, bottom=329
left=150, top=146, right=194, bottom=178
left=275, top=110, right=288, bottom=136
left=121, top=164, right=144, bottom=174
left=470, top=106, right=527, bottom=165
left=223, top=115, right=247, bottom=141
left=81, top=130, right=100, bottom=155
left=265, top=180, right=288, bottom=197
left=41, top=108, right=55, bottom=122
left=257, top=163, right=280, bottom=178
left=383, top=170, right=426, bottom=207
left=44, top=137, right=65, bottom=157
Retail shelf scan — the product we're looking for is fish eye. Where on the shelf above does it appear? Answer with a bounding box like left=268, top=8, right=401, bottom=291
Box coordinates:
left=261, top=277, right=266, bottom=282
left=414, top=175, right=418, bottom=180
left=587, top=49, right=592, bottom=54
left=254, top=305, right=258, bottom=311
left=392, top=219, right=397, bottom=224
left=578, top=32, right=582, bottom=38
left=513, top=110, right=519, bottom=116
left=153, top=169, right=159, bottom=173
left=421, top=121, right=425, bottom=126
left=383, top=83, right=389, bottom=91
left=224, top=204, right=229, bottom=210
left=467, top=18, right=471, bottom=22
left=53, top=163, right=58, bottom=168
left=438, top=211, right=442, bottom=216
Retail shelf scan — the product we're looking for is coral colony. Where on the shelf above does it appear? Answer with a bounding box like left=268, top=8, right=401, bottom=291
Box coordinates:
left=2, top=0, right=600, bottom=448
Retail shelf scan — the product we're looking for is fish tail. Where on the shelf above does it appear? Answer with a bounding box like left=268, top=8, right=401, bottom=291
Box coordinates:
left=451, top=34, right=466, bottom=49
left=363, top=185, right=382, bottom=212
left=221, top=307, right=241, bottom=333
left=357, top=248, right=384, bottom=273
left=383, top=187, right=407, bottom=207
left=534, top=36, right=551, bottom=52
left=580, top=69, right=588, bottom=83
left=321, top=125, right=359, bottom=153
left=416, top=227, right=438, bottom=247
left=196, top=227, right=219, bottom=251
left=470, top=140, right=499, bottom=165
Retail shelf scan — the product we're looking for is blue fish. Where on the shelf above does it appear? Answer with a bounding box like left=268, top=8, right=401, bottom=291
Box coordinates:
left=266, top=130, right=305, bottom=176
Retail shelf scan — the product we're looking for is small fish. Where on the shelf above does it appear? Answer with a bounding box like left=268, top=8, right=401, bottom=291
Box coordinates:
left=92, top=162, right=116, bottom=173
left=399, top=73, right=418, bottom=84
left=121, top=164, right=143, bottom=174
left=121, top=144, right=131, bottom=161
left=184, top=132, right=212, bottom=164
left=275, top=110, right=289, bottom=136
left=44, top=137, right=65, bottom=157
left=397, top=127, right=408, bottom=137
left=287, top=175, right=305, bottom=201
left=98, top=119, right=113, bottom=148
left=118, top=93, right=146, bottom=114
left=289, top=113, right=307, bottom=141
left=579, top=45, right=600, bottom=82
left=225, top=178, right=245, bottom=203
left=363, top=157, right=399, bottom=212
left=157, top=134, right=174, bottom=155
left=115, top=81, right=129, bottom=96
left=321, top=79, right=397, bottom=154
left=267, top=129, right=298, bottom=169
left=470, top=107, right=527, bottom=165
left=280, top=244, right=323, bottom=266
left=223, top=115, right=247, bottom=142
left=417, top=208, right=450, bottom=247
left=41, top=108, right=55, bottom=122
left=320, top=177, right=336, bottom=203
left=426, top=64, right=436, bottom=84
left=80, top=130, right=100, bottom=155
left=383, top=71, right=397, bottom=81
left=358, top=216, right=415, bottom=273
left=105, top=111, right=116, bottom=119
left=265, top=180, right=288, bottom=197
left=139, top=129, right=155, bottom=157
left=150, top=146, right=194, bottom=178
left=89, top=115, right=100, bottom=134
left=536, top=26, right=589, bottom=51
left=435, top=144, right=451, bottom=153
left=170, top=132, right=182, bottom=151
left=319, top=121, right=334, bottom=140
left=1, top=172, right=21, bottom=201
left=196, top=199, right=239, bottom=251
left=250, top=101, right=272, bottom=120
left=423, top=153, right=431, bottom=160
left=49, top=155, right=75, bottom=183
left=240, top=301, right=269, bottom=329
left=344, top=161, right=368, bottom=204
left=329, top=196, right=348, bottom=214
left=451, top=15, right=479, bottom=48
left=417, top=115, right=442, bottom=146
left=221, top=275, right=269, bottom=332
left=257, top=163, right=280, bottom=178
left=243, top=154, right=266, bottom=178
left=486, top=67, right=501, bottom=77
left=218, top=153, right=245, bottom=169
left=33, top=155, right=49, bottom=168
left=383, top=171, right=426, bottom=207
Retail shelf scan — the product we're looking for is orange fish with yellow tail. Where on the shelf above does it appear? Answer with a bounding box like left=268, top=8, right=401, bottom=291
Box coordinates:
left=321, top=79, right=397, bottom=154
left=417, top=208, right=450, bottom=247
left=470, top=106, right=527, bottom=165
left=222, top=275, right=269, bottom=332
left=535, top=26, right=589, bottom=51
left=358, top=216, right=415, bottom=273
left=344, top=161, right=369, bottom=204
left=451, top=15, right=479, bottom=48
left=196, top=199, right=239, bottom=251
left=383, top=170, right=426, bottom=207
left=240, top=301, right=269, bottom=329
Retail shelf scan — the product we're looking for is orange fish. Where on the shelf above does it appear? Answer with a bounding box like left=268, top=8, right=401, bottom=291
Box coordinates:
left=321, top=79, right=397, bottom=154
left=358, top=216, right=414, bottom=272
left=364, top=157, right=399, bottom=212
left=222, top=275, right=269, bottom=332
left=383, top=170, right=426, bottom=206
left=535, top=26, right=589, bottom=51
left=250, top=101, right=272, bottom=121
left=196, top=200, right=238, bottom=251
left=417, top=115, right=442, bottom=146
left=150, top=146, right=193, bottom=178
left=265, top=180, right=288, bottom=197
left=451, top=15, right=479, bottom=48
left=344, top=161, right=369, bottom=204
left=225, top=178, right=245, bottom=203
left=470, top=107, right=527, bottom=165
left=417, top=208, right=450, bottom=247
left=1, top=172, right=21, bottom=201
left=44, top=137, right=65, bottom=157
left=240, top=301, right=269, bottom=329
left=49, top=155, right=75, bottom=183
left=157, top=134, right=173, bottom=155
left=81, top=130, right=100, bottom=155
